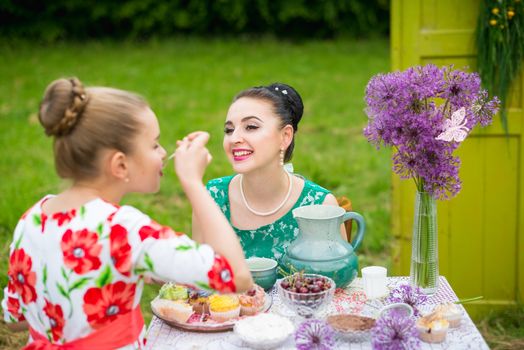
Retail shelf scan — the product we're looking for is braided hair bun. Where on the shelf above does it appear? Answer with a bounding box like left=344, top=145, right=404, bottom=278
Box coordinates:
left=39, top=78, right=89, bottom=137
left=37, top=77, right=147, bottom=180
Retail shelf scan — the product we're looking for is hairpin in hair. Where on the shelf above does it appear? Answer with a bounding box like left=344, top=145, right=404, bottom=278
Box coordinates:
left=274, top=86, right=287, bottom=95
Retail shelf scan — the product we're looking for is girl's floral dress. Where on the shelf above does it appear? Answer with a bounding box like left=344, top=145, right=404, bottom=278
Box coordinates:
left=1, top=196, right=236, bottom=349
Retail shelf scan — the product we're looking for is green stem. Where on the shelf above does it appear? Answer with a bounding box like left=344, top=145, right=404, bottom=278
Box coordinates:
left=411, top=184, right=438, bottom=291
left=454, top=296, right=483, bottom=304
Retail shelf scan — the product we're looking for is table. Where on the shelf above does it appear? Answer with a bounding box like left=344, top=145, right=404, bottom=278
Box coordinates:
left=145, top=276, right=489, bottom=349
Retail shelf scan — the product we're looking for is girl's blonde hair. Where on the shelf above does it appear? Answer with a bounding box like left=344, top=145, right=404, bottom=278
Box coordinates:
left=38, top=78, right=148, bottom=180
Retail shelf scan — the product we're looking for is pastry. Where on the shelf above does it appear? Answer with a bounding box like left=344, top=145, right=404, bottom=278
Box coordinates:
left=208, top=294, right=241, bottom=322
left=188, top=289, right=211, bottom=314
left=158, top=283, right=189, bottom=302
left=416, top=313, right=449, bottom=343
left=433, top=302, right=462, bottom=327
left=326, top=314, right=376, bottom=332
left=152, top=298, right=193, bottom=323
left=239, top=284, right=265, bottom=316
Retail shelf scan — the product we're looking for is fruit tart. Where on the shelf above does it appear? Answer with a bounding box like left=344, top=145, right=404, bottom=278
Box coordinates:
left=188, top=289, right=211, bottom=314
left=239, top=284, right=265, bottom=316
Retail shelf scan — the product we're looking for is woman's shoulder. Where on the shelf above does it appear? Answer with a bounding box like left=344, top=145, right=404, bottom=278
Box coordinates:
left=206, top=175, right=235, bottom=188
left=294, top=176, right=331, bottom=206
left=206, top=175, right=235, bottom=201
left=110, top=203, right=151, bottom=228
left=301, top=177, right=331, bottom=194
left=21, top=194, right=54, bottom=217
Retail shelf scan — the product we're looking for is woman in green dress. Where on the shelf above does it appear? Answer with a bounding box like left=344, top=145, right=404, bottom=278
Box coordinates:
left=192, top=83, right=345, bottom=266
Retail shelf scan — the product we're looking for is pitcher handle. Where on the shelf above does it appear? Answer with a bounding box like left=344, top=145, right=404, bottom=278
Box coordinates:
left=342, top=212, right=365, bottom=251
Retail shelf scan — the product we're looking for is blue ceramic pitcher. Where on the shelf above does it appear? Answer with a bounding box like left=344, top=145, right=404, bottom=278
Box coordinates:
left=281, top=205, right=365, bottom=288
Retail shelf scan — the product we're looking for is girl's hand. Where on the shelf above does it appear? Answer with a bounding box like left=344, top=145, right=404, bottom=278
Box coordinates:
left=173, top=131, right=212, bottom=186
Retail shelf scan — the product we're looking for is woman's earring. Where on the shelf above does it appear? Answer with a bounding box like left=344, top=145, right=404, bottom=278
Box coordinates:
left=280, top=149, right=284, bottom=166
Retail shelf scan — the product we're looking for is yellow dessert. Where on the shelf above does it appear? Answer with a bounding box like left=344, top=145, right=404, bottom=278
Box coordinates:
left=208, top=294, right=241, bottom=322
left=209, top=294, right=240, bottom=312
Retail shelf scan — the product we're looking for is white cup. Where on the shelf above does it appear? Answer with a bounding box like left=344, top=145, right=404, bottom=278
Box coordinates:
left=361, top=266, right=388, bottom=300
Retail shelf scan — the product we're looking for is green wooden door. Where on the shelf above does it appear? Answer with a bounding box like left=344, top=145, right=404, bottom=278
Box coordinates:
left=391, top=0, right=524, bottom=319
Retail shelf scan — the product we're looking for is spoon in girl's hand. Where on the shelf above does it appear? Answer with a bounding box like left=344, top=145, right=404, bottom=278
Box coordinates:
left=163, top=137, right=188, bottom=167
left=163, top=150, right=212, bottom=168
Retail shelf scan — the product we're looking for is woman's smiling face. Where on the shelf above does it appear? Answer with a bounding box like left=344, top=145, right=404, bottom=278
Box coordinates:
left=223, top=97, right=287, bottom=174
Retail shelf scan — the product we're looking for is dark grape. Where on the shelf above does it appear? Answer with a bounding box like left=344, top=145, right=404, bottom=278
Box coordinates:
left=311, top=286, right=321, bottom=293
left=280, top=273, right=331, bottom=295
left=299, top=287, right=309, bottom=293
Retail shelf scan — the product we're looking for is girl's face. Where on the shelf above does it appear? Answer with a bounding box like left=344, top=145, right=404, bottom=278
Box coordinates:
left=223, top=97, right=290, bottom=174
left=127, top=107, right=167, bottom=193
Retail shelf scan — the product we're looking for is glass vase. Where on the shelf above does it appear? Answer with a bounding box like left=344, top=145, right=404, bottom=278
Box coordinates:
left=409, top=191, right=439, bottom=294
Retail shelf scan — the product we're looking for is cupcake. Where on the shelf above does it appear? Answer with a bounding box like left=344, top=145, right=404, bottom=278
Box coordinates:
left=158, top=283, right=188, bottom=302
left=239, top=284, right=266, bottom=316
left=208, top=294, right=241, bottom=322
left=433, top=302, right=462, bottom=328
left=188, top=289, right=212, bottom=314
left=416, top=313, right=449, bottom=343
left=152, top=299, right=194, bottom=323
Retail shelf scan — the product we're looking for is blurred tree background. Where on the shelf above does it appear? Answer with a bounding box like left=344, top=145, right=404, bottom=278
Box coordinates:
left=0, top=0, right=389, bottom=41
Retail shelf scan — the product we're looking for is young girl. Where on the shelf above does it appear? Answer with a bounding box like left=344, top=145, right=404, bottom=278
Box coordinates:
left=192, top=83, right=345, bottom=266
left=1, top=78, right=252, bottom=349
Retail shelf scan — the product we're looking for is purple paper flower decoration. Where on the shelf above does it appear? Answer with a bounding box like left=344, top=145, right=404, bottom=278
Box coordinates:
left=295, top=319, right=335, bottom=350
left=364, top=64, right=499, bottom=200
left=386, top=284, right=427, bottom=317
left=371, top=310, right=420, bottom=350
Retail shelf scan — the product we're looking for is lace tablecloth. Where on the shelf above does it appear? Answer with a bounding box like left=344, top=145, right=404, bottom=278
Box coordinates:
left=145, top=276, right=489, bottom=349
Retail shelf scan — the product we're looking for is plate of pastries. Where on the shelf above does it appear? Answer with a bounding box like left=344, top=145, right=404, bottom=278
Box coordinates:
left=151, top=283, right=272, bottom=332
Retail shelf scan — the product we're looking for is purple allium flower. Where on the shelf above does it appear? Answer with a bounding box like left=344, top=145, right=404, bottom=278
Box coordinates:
left=363, top=64, right=499, bottom=200
left=295, top=319, right=335, bottom=350
left=371, top=310, right=420, bottom=350
left=386, top=284, right=428, bottom=317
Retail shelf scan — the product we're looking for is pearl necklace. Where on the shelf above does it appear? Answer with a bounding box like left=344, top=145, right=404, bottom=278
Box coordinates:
left=239, top=171, right=293, bottom=217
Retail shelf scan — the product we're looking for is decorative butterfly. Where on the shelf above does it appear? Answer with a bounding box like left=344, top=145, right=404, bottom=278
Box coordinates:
left=435, top=107, right=470, bottom=142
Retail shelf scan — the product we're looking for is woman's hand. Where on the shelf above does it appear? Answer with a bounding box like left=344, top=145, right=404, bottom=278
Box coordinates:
left=173, top=131, right=212, bottom=187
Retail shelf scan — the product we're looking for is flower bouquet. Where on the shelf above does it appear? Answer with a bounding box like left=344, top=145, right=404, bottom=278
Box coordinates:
left=363, top=64, right=499, bottom=293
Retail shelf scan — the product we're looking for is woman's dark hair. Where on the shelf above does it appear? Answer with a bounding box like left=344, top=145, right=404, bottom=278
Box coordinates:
left=233, top=83, right=304, bottom=162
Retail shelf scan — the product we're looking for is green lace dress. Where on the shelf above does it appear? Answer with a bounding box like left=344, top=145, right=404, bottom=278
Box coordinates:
left=206, top=175, right=330, bottom=266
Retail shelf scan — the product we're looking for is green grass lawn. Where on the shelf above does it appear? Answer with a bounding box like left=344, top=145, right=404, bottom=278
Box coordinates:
left=2, top=38, right=520, bottom=349
left=0, top=37, right=392, bottom=347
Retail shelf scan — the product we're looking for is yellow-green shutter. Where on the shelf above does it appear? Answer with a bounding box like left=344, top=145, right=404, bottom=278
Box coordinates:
left=391, top=0, right=524, bottom=319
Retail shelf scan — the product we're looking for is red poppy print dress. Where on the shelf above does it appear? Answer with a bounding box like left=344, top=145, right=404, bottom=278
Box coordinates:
left=1, top=196, right=236, bottom=349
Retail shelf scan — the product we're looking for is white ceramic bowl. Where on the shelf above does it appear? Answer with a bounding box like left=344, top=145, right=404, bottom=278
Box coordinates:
left=234, top=313, right=294, bottom=350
